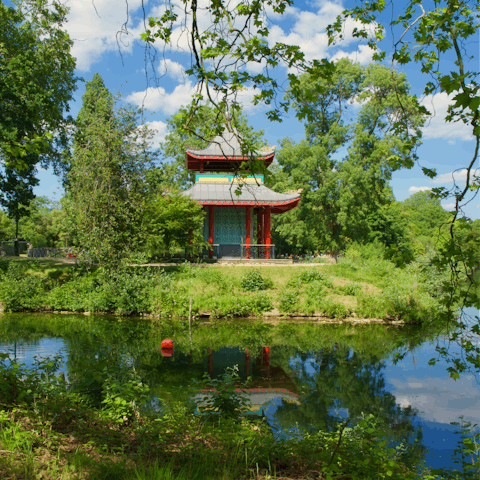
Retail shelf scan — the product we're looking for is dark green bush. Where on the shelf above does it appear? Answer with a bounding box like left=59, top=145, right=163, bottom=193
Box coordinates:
left=46, top=268, right=164, bottom=314
left=0, top=262, right=47, bottom=311
left=240, top=271, right=273, bottom=291
left=46, top=276, right=96, bottom=312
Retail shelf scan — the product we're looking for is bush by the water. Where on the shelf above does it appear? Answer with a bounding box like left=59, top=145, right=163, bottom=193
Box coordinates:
left=209, top=293, right=273, bottom=318
left=279, top=290, right=300, bottom=314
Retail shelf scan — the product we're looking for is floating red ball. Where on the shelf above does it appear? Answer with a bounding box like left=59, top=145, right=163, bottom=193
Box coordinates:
left=161, top=339, right=174, bottom=349
left=161, top=348, right=174, bottom=357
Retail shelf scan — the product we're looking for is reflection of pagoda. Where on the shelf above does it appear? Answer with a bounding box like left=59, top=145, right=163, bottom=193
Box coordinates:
left=195, top=347, right=299, bottom=416
left=182, top=121, right=300, bottom=259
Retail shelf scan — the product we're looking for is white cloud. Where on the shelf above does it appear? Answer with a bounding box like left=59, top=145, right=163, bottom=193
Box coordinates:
left=430, top=168, right=480, bottom=185
left=441, top=203, right=456, bottom=211
left=157, top=58, right=186, bottom=81
left=408, top=186, right=432, bottom=195
left=145, top=120, right=168, bottom=146
left=267, top=3, right=375, bottom=66
left=330, top=44, right=374, bottom=65
left=420, top=92, right=475, bottom=141
left=391, top=375, right=480, bottom=425
left=65, top=0, right=146, bottom=71
left=125, top=81, right=198, bottom=115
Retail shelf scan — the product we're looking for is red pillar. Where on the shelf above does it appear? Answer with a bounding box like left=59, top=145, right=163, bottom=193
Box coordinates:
left=265, top=206, right=271, bottom=259
left=263, top=346, right=270, bottom=379
left=246, top=206, right=251, bottom=259
left=208, top=206, right=214, bottom=259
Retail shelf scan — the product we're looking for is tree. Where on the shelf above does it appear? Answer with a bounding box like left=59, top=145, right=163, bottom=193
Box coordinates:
left=0, top=0, right=77, bottom=172
left=0, top=197, right=71, bottom=248
left=67, top=74, right=156, bottom=267
left=400, top=191, right=451, bottom=255
left=271, top=60, right=423, bottom=259
left=327, top=0, right=480, bottom=379
left=143, top=193, right=205, bottom=259
left=0, top=162, right=38, bottom=254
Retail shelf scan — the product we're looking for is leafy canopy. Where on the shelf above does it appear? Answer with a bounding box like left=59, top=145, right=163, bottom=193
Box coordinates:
left=0, top=0, right=77, bottom=170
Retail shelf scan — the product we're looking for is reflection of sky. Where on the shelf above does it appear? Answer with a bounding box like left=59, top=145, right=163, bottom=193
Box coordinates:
left=383, top=309, right=480, bottom=470
left=385, top=336, right=480, bottom=426
left=0, top=338, right=68, bottom=374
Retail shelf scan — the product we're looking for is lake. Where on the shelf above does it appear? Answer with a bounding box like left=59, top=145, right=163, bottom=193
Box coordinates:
left=0, top=310, right=478, bottom=472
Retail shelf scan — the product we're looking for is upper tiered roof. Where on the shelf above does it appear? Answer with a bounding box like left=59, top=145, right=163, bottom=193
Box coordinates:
left=186, top=123, right=275, bottom=172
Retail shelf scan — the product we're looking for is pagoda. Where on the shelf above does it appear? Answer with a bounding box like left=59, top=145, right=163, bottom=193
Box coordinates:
left=182, top=121, right=300, bottom=259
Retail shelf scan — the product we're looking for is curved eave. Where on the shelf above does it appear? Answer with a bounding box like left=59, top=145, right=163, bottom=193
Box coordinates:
left=195, top=197, right=300, bottom=214
left=186, top=152, right=274, bottom=171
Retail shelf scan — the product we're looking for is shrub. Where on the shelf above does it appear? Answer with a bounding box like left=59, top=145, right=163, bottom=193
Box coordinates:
left=279, top=291, right=299, bottom=314
left=382, top=285, right=429, bottom=323
left=0, top=262, right=47, bottom=311
left=210, top=294, right=273, bottom=318
left=240, top=271, right=273, bottom=291
left=46, top=276, right=96, bottom=311
left=345, top=239, right=386, bottom=261
left=307, top=280, right=325, bottom=298
left=150, top=274, right=189, bottom=317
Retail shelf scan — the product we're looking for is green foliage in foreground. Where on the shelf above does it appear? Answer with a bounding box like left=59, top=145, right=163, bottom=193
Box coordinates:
left=0, top=353, right=448, bottom=480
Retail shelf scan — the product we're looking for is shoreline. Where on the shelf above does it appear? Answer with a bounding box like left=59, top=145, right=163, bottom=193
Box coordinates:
left=0, top=307, right=409, bottom=325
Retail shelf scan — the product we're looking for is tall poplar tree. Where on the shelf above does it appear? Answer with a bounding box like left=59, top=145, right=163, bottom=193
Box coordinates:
left=68, top=74, right=155, bottom=267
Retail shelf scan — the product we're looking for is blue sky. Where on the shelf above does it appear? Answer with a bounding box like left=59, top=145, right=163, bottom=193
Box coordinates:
left=32, top=0, right=479, bottom=219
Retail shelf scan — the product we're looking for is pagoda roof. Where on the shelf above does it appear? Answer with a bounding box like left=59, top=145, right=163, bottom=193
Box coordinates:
left=186, top=123, right=275, bottom=171
left=181, top=183, right=300, bottom=213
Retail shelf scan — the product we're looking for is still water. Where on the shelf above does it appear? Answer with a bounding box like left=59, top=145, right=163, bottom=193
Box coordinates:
left=0, top=310, right=478, bottom=472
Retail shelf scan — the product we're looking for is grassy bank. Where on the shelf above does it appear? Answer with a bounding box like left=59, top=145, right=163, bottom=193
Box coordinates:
left=0, top=254, right=453, bottom=324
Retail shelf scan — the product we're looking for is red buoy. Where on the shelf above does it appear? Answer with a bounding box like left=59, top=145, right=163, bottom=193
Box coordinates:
left=161, top=348, right=174, bottom=357
left=161, top=338, right=174, bottom=349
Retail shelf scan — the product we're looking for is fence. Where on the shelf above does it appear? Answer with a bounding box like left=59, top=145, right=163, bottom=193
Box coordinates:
left=28, top=247, right=72, bottom=258
left=0, top=241, right=29, bottom=256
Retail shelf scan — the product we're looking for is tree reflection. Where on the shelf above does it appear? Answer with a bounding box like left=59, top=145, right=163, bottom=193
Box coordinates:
left=269, top=345, right=427, bottom=467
